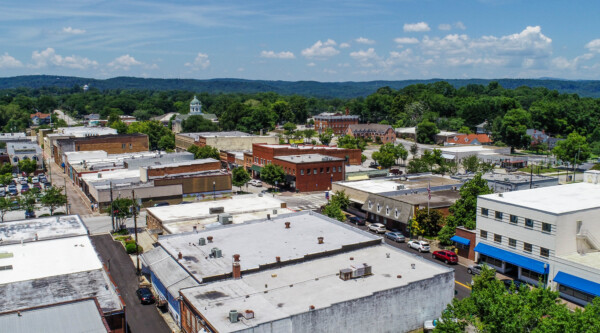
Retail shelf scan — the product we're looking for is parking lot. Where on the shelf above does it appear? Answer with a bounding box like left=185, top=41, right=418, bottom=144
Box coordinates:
left=1, top=173, right=56, bottom=220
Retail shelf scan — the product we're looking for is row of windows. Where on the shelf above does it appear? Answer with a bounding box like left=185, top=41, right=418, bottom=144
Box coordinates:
left=559, top=285, right=596, bottom=303
left=480, top=230, right=550, bottom=258
left=299, top=166, right=342, bottom=176
left=119, top=143, right=133, bottom=149
left=481, top=208, right=552, bottom=233
left=368, top=201, right=402, bottom=219
left=254, top=157, right=271, bottom=165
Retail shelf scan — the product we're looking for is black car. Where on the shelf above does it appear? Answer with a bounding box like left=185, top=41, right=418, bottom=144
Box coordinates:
left=501, top=279, right=527, bottom=293
left=136, top=287, right=155, bottom=304
left=25, top=209, right=36, bottom=219
left=348, top=216, right=366, bottom=226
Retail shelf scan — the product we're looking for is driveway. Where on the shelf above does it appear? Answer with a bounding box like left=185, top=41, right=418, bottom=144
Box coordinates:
left=91, top=234, right=171, bottom=333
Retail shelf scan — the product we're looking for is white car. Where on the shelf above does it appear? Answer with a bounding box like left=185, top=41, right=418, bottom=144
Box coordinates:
left=407, top=240, right=431, bottom=253
left=32, top=177, right=39, bottom=184
left=249, top=179, right=262, bottom=187
left=368, top=223, right=387, bottom=234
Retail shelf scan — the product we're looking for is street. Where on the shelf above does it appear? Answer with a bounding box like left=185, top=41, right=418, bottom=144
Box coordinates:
left=91, top=234, right=171, bottom=333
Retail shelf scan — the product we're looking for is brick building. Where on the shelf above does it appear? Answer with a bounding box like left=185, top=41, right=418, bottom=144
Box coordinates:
left=274, top=154, right=345, bottom=192
left=346, top=124, right=396, bottom=144
left=54, top=133, right=149, bottom=165
left=141, top=159, right=221, bottom=179
left=314, top=111, right=360, bottom=135
left=446, top=133, right=492, bottom=145
left=251, top=143, right=362, bottom=170
left=175, top=131, right=277, bottom=151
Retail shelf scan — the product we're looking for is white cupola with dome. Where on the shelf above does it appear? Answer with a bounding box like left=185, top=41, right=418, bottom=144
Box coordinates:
left=190, top=95, right=202, bottom=115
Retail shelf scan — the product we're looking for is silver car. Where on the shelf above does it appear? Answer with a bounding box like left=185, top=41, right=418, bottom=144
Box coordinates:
left=467, top=264, right=483, bottom=275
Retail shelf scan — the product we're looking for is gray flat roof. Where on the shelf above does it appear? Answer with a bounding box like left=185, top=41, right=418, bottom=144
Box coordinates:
left=0, top=215, right=88, bottom=244
left=336, top=175, right=460, bottom=194
left=179, top=131, right=253, bottom=139
left=158, top=211, right=380, bottom=282
left=479, top=182, right=600, bottom=214
left=275, top=154, right=344, bottom=163
left=144, top=158, right=218, bottom=169
left=181, top=244, right=451, bottom=332
left=0, top=299, right=108, bottom=333
left=140, top=247, right=200, bottom=296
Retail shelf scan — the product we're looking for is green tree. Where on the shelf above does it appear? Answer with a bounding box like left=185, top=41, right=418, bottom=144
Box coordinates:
left=318, top=128, right=334, bottom=146
left=0, top=196, right=13, bottom=222
left=109, top=119, right=128, bottom=134
left=416, top=120, right=439, bottom=144
left=322, top=201, right=346, bottom=222
left=260, top=163, right=286, bottom=187
left=40, top=186, right=67, bottom=215
left=458, top=126, right=472, bottom=134
left=18, top=159, right=37, bottom=175
left=231, top=167, right=251, bottom=189
left=0, top=163, right=13, bottom=175
left=410, top=143, right=419, bottom=158
left=438, top=173, right=493, bottom=244
left=20, top=191, right=37, bottom=213
left=412, top=207, right=444, bottom=237
left=108, top=197, right=134, bottom=229
left=302, top=129, right=316, bottom=144
left=461, top=154, right=480, bottom=173
left=499, top=108, right=531, bottom=151
left=338, top=135, right=367, bottom=151
left=187, top=145, right=220, bottom=160
left=553, top=132, right=591, bottom=170
left=330, top=190, right=350, bottom=210
left=127, top=120, right=175, bottom=150
left=0, top=173, right=12, bottom=187
left=181, top=115, right=218, bottom=132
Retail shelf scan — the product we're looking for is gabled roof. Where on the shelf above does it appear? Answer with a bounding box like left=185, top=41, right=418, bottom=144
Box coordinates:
left=30, top=111, right=51, bottom=119
left=347, top=124, right=393, bottom=134
left=447, top=134, right=492, bottom=144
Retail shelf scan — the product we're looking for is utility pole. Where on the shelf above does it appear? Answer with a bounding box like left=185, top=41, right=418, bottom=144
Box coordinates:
left=132, top=189, right=140, bottom=275
left=110, top=181, right=114, bottom=232
left=63, top=177, right=69, bottom=214
left=530, top=164, right=533, bottom=189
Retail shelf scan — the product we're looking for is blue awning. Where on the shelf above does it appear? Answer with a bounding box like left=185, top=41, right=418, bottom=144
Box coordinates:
left=554, top=271, right=600, bottom=297
left=474, top=242, right=548, bottom=274
left=450, top=235, right=471, bottom=246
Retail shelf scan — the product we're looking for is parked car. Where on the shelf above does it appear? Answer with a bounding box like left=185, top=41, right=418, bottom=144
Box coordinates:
left=385, top=231, right=406, bottom=243
left=249, top=179, right=262, bottom=187
left=407, top=240, right=430, bottom=253
left=31, top=177, right=39, bottom=184
left=432, top=250, right=459, bottom=264
left=33, top=183, right=42, bottom=190
left=135, top=287, right=155, bottom=304
left=21, top=184, right=30, bottom=193
left=348, top=216, right=365, bottom=226
left=368, top=223, right=387, bottom=233
left=8, top=185, right=17, bottom=196
left=25, top=209, right=36, bottom=219
left=0, top=189, right=5, bottom=197
left=20, top=179, right=28, bottom=185
left=501, top=279, right=528, bottom=293
left=153, top=202, right=169, bottom=207
left=43, top=181, right=52, bottom=189
left=17, top=176, right=25, bottom=183
left=467, top=264, right=484, bottom=275
left=10, top=200, right=20, bottom=210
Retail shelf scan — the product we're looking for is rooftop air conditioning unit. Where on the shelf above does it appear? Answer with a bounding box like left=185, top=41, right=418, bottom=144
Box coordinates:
left=211, top=247, right=222, bottom=258
left=218, top=213, right=232, bottom=225
left=396, top=185, right=405, bottom=190
left=210, top=207, right=225, bottom=214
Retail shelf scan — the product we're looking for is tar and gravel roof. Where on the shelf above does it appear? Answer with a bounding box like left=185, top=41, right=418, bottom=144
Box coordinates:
left=479, top=182, right=600, bottom=215
left=0, top=215, right=88, bottom=243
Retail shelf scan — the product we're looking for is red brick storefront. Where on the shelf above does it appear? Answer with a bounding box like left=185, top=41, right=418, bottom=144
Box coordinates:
left=275, top=155, right=345, bottom=192
left=252, top=143, right=362, bottom=167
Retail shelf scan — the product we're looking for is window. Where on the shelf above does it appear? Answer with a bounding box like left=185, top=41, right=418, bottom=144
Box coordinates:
left=559, top=285, right=596, bottom=303
left=332, top=167, right=336, bottom=173
left=76, top=146, right=80, bottom=151
left=338, top=166, right=342, bottom=172
left=395, top=208, right=399, bottom=218
left=368, top=201, right=372, bottom=209
left=481, top=255, right=503, bottom=268
left=386, top=206, right=390, bottom=215
left=480, top=230, right=487, bottom=239
left=540, top=247, right=550, bottom=257
left=509, top=238, right=517, bottom=247
left=122, top=143, right=126, bottom=149
left=495, top=211, right=503, bottom=220
left=521, top=268, right=542, bottom=281
left=300, top=169, right=304, bottom=175
left=510, top=215, right=518, bottom=224
left=494, top=234, right=502, bottom=243
left=377, top=204, right=381, bottom=212
left=326, top=167, right=330, bottom=173
left=542, top=223, right=552, bottom=233
left=314, top=168, right=317, bottom=174
left=481, top=208, right=488, bottom=216
left=129, top=143, right=132, bottom=149
left=524, top=243, right=532, bottom=253
left=307, top=169, right=311, bottom=175
left=525, top=218, right=534, bottom=228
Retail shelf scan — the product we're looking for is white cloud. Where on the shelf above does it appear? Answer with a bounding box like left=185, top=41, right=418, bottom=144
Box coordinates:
left=355, top=37, right=375, bottom=45
left=260, top=50, right=295, bottom=59
left=350, top=48, right=378, bottom=61
left=552, top=53, right=594, bottom=70
left=306, top=62, right=316, bottom=67
left=62, top=27, right=86, bottom=35
left=184, top=52, right=210, bottom=70
left=455, top=21, right=466, bottom=30
left=30, top=48, right=97, bottom=69
left=394, top=37, right=420, bottom=45
left=108, top=54, right=142, bottom=70
left=585, top=39, right=600, bottom=53
left=404, top=22, right=430, bottom=32
left=323, top=68, right=337, bottom=74
left=301, top=39, right=339, bottom=58
left=0, top=52, right=23, bottom=68
left=339, top=42, right=350, bottom=48
left=438, top=24, right=452, bottom=31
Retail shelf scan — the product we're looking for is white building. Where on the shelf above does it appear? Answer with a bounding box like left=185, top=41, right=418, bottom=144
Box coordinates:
left=475, top=171, right=600, bottom=305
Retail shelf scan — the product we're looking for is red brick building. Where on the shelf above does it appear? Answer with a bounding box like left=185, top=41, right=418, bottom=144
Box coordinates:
left=55, top=134, right=149, bottom=165
left=314, top=112, right=360, bottom=135
left=346, top=124, right=396, bottom=144
left=251, top=143, right=362, bottom=170
left=274, top=154, right=345, bottom=192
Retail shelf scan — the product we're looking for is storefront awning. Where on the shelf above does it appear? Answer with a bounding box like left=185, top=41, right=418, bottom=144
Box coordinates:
left=251, top=165, right=263, bottom=172
left=450, top=235, right=471, bottom=246
left=554, top=271, right=600, bottom=297
left=474, top=242, right=548, bottom=274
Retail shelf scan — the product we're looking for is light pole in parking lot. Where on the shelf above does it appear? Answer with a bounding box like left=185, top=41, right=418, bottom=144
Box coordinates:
left=213, top=181, right=216, bottom=200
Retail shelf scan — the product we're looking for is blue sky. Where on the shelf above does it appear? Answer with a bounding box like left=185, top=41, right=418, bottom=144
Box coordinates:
left=1, top=0, right=599, bottom=81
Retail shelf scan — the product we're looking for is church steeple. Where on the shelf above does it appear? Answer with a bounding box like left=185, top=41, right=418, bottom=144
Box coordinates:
left=190, top=95, right=202, bottom=115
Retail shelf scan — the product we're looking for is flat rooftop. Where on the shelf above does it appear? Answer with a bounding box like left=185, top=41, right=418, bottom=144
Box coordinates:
left=181, top=244, right=451, bottom=332
left=158, top=211, right=381, bottom=282
left=479, top=182, right=600, bottom=215
left=559, top=251, right=600, bottom=270
left=391, top=189, right=461, bottom=207
left=144, top=158, right=219, bottom=169
left=179, top=131, right=254, bottom=139
left=336, top=175, right=460, bottom=194
left=259, top=144, right=349, bottom=151
left=55, top=127, right=117, bottom=137
left=275, top=154, right=344, bottom=163
left=81, top=169, right=140, bottom=183
left=0, top=235, right=103, bottom=284
left=454, top=172, right=557, bottom=185
left=0, top=215, right=88, bottom=244
left=147, top=194, right=287, bottom=224
left=437, top=145, right=499, bottom=153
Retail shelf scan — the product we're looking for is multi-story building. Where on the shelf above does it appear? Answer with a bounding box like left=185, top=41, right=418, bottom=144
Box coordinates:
left=54, top=133, right=149, bottom=165
left=6, top=142, right=43, bottom=166
left=475, top=171, right=600, bottom=306
left=171, top=96, right=218, bottom=133
left=314, top=112, right=360, bottom=135
left=43, top=126, right=118, bottom=160
left=175, top=131, right=278, bottom=152
left=452, top=172, right=559, bottom=193
left=346, top=124, right=396, bottom=144
left=141, top=211, right=454, bottom=332
left=252, top=143, right=362, bottom=171
left=274, top=154, right=346, bottom=192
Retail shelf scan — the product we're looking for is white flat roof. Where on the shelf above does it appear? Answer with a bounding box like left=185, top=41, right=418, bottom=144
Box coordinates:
left=559, top=252, right=600, bottom=270
left=438, top=146, right=494, bottom=153
left=158, top=211, right=380, bottom=281
left=147, top=194, right=286, bottom=223
left=0, top=215, right=88, bottom=243
left=336, top=175, right=459, bottom=194
left=181, top=244, right=450, bottom=332
left=81, top=169, right=140, bottom=183
left=56, top=127, right=117, bottom=136
left=479, top=183, right=600, bottom=214
left=144, top=158, right=218, bottom=169
left=259, top=144, right=346, bottom=150
left=1, top=236, right=103, bottom=284
left=275, top=154, right=343, bottom=163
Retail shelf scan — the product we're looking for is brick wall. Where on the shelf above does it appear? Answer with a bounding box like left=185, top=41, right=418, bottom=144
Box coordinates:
left=252, top=144, right=362, bottom=166
left=315, top=117, right=359, bottom=135
left=455, top=227, right=476, bottom=260
left=154, top=173, right=232, bottom=195
left=75, top=135, right=149, bottom=154
left=275, top=158, right=345, bottom=192
left=146, top=161, right=221, bottom=177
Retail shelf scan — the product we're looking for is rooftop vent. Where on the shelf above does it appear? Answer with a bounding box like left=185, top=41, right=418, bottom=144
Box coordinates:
left=207, top=236, right=213, bottom=243
left=209, top=207, right=224, bottom=214
left=243, top=310, right=254, bottom=320
left=229, top=310, right=239, bottom=323
left=218, top=213, right=232, bottom=225
left=318, top=237, right=324, bottom=244
left=198, top=237, right=206, bottom=246
left=210, top=247, right=222, bottom=258
left=285, top=222, right=291, bottom=229
left=396, top=185, right=405, bottom=190
left=340, top=263, right=372, bottom=280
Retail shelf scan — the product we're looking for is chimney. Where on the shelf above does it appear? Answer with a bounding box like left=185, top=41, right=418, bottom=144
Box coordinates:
left=233, top=254, right=240, bottom=262
left=207, top=236, right=213, bottom=243
left=309, top=305, right=315, bottom=311
left=285, top=222, right=291, bottom=229
left=178, top=252, right=183, bottom=260
left=318, top=237, right=324, bottom=244
left=276, top=256, right=281, bottom=263
left=281, top=202, right=287, bottom=208
left=233, top=255, right=241, bottom=279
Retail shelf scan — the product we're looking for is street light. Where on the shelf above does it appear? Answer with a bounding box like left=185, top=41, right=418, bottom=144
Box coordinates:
left=213, top=181, right=216, bottom=200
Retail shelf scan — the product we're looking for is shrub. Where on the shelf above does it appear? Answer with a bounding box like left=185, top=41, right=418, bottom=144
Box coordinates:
left=113, top=228, right=129, bottom=236
left=125, top=243, right=143, bottom=254
left=125, top=240, right=136, bottom=245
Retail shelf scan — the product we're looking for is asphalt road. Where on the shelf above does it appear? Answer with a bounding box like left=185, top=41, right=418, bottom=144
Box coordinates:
left=340, top=220, right=473, bottom=300
left=91, top=234, right=171, bottom=333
